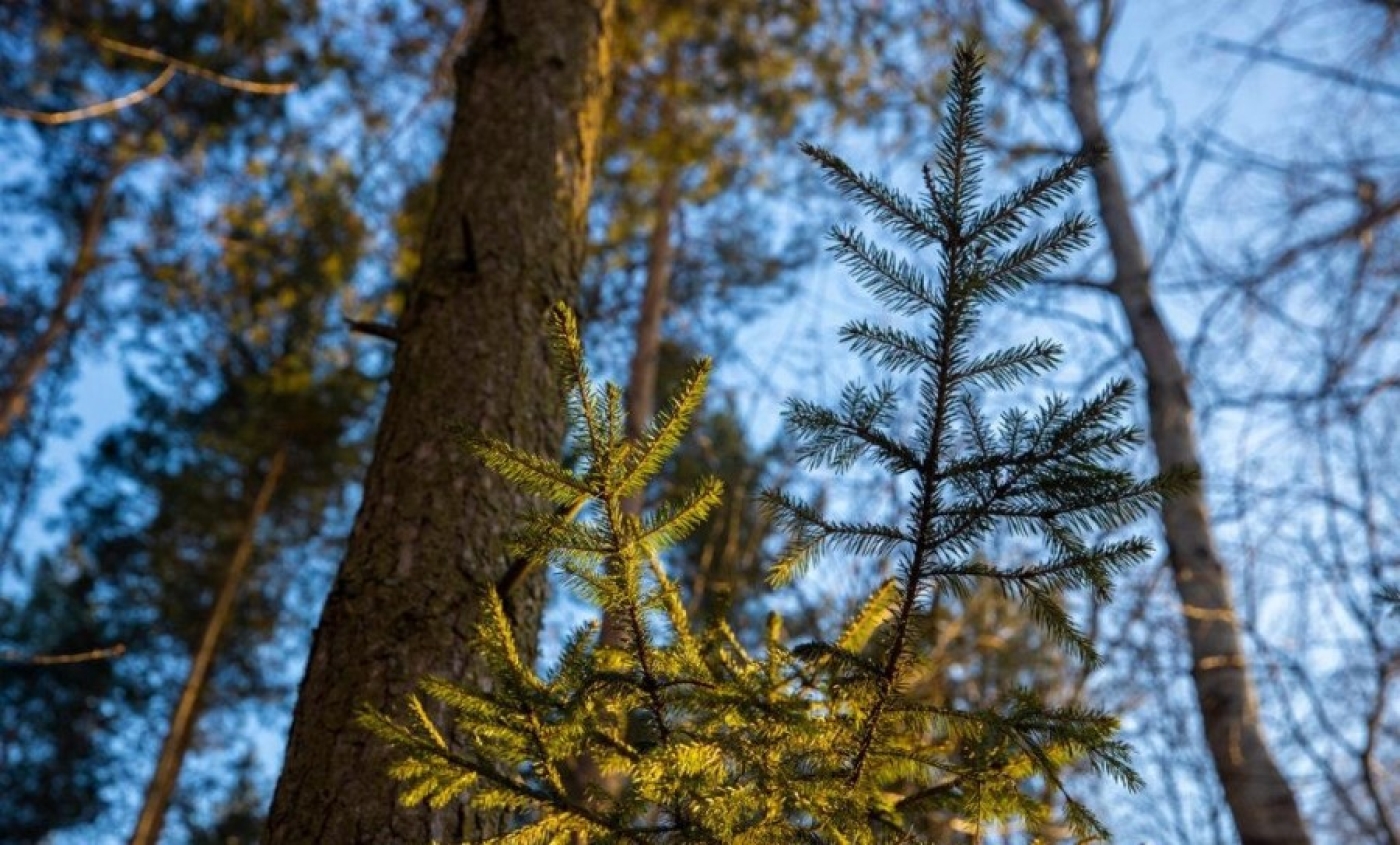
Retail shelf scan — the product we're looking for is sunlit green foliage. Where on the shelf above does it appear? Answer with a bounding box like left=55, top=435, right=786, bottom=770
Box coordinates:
left=367, top=43, right=1187, bottom=842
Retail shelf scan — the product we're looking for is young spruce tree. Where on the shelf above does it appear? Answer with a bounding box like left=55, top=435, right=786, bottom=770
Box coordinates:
left=363, top=43, right=1185, bottom=842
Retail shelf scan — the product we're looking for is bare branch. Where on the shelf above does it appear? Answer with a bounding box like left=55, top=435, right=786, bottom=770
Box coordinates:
left=1, top=65, right=176, bottom=125
left=1206, top=36, right=1400, bottom=100
left=344, top=318, right=401, bottom=344
left=92, top=35, right=297, bottom=95
left=1, top=32, right=296, bottom=125
left=1, top=643, right=127, bottom=666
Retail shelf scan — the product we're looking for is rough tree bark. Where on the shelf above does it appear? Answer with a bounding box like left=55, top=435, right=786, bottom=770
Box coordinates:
left=129, top=448, right=287, bottom=845
left=1020, top=1, right=1311, bottom=842
left=264, top=1, right=614, bottom=842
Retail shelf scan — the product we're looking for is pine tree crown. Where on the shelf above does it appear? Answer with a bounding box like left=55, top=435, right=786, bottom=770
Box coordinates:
left=362, top=41, right=1189, bottom=843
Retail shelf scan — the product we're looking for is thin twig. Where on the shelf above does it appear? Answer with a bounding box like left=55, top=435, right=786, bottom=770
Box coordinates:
left=1205, top=36, right=1400, bottom=100
left=344, top=317, right=400, bottom=343
left=92, top=34, right=297, bottom=95
left=1, top=643, right=127, bottom=665
left=1, top=65, right=176, bottom=125
left=2, top=32, right=296, bottom=125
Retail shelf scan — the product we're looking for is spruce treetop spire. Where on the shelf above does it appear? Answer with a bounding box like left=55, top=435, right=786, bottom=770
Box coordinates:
left=364, top=41, right=1186, bottom=842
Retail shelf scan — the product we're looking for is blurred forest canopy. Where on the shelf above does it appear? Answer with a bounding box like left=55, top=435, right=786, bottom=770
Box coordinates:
left=0, top=1, right=1396, bottom=843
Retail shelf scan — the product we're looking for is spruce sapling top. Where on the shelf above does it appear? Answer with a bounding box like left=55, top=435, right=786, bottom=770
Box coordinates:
left=362, top=41, right=1189, bottom=843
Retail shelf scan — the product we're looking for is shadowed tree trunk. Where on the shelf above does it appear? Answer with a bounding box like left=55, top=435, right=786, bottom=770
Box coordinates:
left=0, top=165, right=116, bottom=439
left=1020, top=1, right=1311, bottom=842
left=264, top=1, right=615, bottom=842
left=129, top=448, right=287, bottom=845
left=625, top=168, right=679, bottom=452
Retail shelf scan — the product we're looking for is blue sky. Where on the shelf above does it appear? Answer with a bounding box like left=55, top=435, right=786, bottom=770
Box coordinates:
left=15, top=0, right=1320, bottom=565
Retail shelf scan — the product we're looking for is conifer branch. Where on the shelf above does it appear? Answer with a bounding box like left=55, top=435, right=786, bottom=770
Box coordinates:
left=494, top=497, right=588, bottom=604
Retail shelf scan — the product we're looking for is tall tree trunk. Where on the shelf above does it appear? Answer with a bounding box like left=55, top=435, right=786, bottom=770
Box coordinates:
left=625, top=170, right=679, bottom=449
left=0, top=166, right=116, bottom=439
left=264, top=1, right=614, bottom=843
left=621, top=41, right=683, bottom=452
left=1020, top=2, right=1311, bottom=842
left=129, top=448, right=287, bottom=845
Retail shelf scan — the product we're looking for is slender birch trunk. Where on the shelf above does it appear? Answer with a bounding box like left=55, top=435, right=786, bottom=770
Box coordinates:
left=1020, top=2, right=1311, bottom=841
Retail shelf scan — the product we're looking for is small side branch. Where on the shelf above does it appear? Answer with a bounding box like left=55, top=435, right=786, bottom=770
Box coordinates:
left=2, top=65, right=175, bottom=125
left=1, top=643, right=127, bottom=666
left=92, top=35, right=298, bottom=95
left=345, top=318, right=400, bottom=344
left=1206, top=37, right=1400, bottom=100
left=2, top=33, right=295, bottom=125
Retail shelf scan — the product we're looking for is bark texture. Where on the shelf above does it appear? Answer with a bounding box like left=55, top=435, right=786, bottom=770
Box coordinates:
left=264, top=1, right=614, bottom=842
left=1021, top=2, right=1311, bottom=842
left=129, top=448, right=287, bottom=845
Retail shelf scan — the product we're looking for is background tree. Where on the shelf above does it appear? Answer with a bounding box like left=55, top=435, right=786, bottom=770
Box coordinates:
left=0, top=1, right=303, bottom=576
left=0, top=157, right=373, bottom=843
left=0, top=5, right=353, bottom=841
left=1177, top=4, right=1400, bottom=838
left=121, top=158, right=374, bottom=845
left=0, top=559, right=125, bottom=842
left=1018, top=2, right=1310, bottom=838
